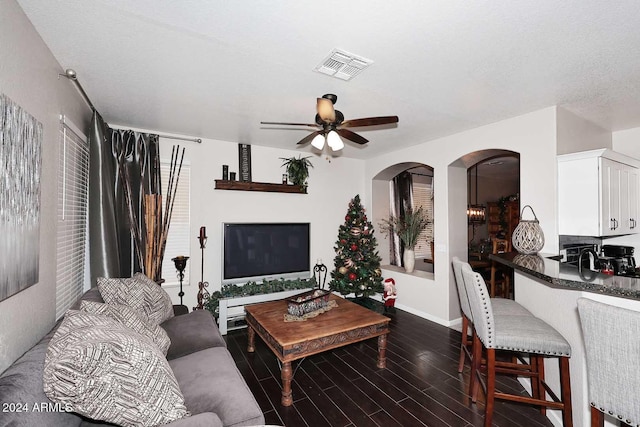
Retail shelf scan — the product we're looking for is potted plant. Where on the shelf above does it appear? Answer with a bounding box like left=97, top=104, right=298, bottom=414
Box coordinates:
left=379, top=206, right=430, bottom=273
left=280, top=155, right=313, bottom=191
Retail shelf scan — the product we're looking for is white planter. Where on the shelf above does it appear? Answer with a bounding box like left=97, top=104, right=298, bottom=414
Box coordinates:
left=403, top=248, right=416, bottom=273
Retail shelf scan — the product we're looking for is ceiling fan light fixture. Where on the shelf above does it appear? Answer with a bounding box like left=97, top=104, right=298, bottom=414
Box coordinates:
left=311, top=133, right=325, bottom=150
left=327, top=130, right=344, bottom=151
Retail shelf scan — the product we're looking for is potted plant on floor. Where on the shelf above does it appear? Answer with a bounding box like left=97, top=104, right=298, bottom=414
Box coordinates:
left=280, top=155, right=313, bottom=191
left=380, top=206, right=430, bottom=273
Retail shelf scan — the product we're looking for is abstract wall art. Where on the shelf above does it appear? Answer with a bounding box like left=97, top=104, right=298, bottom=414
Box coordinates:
left=0, top=94, right=42, bottom=301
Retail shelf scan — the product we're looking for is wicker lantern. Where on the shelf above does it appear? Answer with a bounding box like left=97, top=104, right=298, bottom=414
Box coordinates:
left=512, top=205, right=545, bottom=254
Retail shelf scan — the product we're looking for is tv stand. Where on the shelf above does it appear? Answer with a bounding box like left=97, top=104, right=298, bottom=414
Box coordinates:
left=218, top=288, right=315, bottom=335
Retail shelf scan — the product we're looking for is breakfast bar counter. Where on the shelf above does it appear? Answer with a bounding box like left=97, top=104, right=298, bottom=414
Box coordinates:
left=490, top=252, right=640, bottom=300
left=487, top=251, right=640, bottom=426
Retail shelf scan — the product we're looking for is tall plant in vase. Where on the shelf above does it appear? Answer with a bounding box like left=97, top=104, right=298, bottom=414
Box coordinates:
left=329, top=195, right=383, bottom=300
left=120, top=145, right=186, bottom=283
left=380, top=206, right=430, bottom=273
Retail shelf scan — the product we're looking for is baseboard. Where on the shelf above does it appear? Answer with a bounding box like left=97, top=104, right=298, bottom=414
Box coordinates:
left=338, top=294, right=459, bottom=329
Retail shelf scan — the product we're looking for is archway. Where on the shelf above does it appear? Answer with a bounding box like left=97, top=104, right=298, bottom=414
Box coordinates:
left=448, top=148, right=520, bottom=264
left=372, top=162, right=434, bottom=274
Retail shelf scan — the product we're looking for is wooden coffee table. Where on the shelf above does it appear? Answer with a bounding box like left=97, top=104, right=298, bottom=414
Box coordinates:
left=245, top=293, right=390, bottom=406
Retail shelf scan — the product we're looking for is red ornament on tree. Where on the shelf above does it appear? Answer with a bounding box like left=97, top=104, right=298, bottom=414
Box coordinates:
left=348, top=272, right=357, bottom=281
left=350, top=244, right=358, bottom=251
left=345, top=215, right=351, bottom=221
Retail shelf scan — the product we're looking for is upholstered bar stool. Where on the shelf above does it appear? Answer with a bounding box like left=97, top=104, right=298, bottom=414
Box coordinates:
left=461, top=263, right=573, bottom=427
left=577, top=298, right=640, bottom=427
left=451, top=257, right=532, bottom=373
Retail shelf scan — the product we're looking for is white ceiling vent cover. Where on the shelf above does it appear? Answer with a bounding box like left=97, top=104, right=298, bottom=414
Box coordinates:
left=314, top=49, right=373, bottom=81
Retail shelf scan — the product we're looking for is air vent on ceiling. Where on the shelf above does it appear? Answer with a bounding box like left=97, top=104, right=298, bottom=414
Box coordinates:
left=314, top=49, right=373, bottom=81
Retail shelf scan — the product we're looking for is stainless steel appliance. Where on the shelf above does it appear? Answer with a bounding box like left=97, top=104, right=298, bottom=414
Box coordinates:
left=601, top=245, right=638, bottom=276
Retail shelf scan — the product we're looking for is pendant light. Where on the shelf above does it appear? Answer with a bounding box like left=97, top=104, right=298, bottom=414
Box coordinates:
left=467, top=163, right=486, bottom=224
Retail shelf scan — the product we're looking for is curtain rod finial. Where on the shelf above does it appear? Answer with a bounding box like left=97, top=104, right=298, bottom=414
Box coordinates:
left=64, top=69, right=77, bottom=80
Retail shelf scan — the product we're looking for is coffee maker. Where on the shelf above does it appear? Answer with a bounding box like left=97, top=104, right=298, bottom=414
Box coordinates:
left=601, top=245, right=638, bottom=276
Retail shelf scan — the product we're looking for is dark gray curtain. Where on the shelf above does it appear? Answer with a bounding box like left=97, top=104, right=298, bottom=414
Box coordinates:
left=389, top=171, right=414, bottom=266
left=89, top=110, right=160, bottom=284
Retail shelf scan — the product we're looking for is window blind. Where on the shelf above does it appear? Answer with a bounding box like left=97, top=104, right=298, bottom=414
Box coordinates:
left=160, top=161, right=190, bottom=287
left=412, top=182, right=434, bottom=259
left=55, top=118, right=89, bottom=319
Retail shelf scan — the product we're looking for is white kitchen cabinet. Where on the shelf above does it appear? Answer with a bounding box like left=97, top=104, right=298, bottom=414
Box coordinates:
left=558, top=149, right=640, bottom=236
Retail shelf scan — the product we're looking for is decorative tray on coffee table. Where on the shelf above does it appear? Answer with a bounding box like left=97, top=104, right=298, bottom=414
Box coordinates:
left=286, top=289, right=331, bottom=317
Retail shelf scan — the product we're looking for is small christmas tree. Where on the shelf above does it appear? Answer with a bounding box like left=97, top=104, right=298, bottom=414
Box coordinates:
left=329, top=195, right=383, bottom=297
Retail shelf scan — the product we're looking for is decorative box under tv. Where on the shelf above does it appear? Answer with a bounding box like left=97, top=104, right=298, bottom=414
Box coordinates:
left=286, top=289, right=331, bottom=317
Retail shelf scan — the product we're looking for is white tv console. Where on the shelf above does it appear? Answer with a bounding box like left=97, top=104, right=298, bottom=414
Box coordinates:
left=217, top=287, right=314, bottom=335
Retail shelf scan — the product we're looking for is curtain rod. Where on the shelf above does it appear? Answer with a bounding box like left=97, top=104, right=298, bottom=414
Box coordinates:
left=60, top=68, right=96, bottom=111
left=60, top=68, right=202, bottom=144
left=156, top=134, right=202, bottom=144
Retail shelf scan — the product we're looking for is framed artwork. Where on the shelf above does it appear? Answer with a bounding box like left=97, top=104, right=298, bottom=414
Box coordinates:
left=0, top=94, right=42, bottom=301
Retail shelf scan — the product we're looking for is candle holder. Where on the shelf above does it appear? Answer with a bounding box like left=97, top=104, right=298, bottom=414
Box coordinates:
left=172, top=256, right=189, bottom=305
left=313, top=260, right=327, bottom=290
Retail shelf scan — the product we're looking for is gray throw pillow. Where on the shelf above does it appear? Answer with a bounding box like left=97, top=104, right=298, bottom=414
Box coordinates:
left=43, top=310, right=189, bottom=427
left=80, top=300, right=171, bottom=355
left=97, top=273, right=174, bottom=325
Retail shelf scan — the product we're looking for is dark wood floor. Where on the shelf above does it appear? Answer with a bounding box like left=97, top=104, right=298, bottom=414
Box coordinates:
left=224, top=306, right=555, bottom=427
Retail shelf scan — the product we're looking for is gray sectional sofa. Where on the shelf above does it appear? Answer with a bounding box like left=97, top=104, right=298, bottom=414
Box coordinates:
left=0, top=287, right=265, bottom=427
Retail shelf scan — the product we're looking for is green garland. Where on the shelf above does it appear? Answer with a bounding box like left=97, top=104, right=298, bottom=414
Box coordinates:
left=204, top=277, right=317, bottom=319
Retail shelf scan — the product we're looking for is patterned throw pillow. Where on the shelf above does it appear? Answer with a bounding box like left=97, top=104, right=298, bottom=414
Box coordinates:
left=43, top=310, right=189, bottom=427
left=97, top=273, right=174, bottom=325
left=80, top=300, right=171, bottom=355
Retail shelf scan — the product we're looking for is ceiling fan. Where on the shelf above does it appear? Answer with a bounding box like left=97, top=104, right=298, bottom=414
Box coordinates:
left=260, top=94, right=399, bottom=151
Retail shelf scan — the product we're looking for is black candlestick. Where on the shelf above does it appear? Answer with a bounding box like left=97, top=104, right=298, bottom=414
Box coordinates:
left=172, top=256, right=189, bottom=305
left=313, top=260, right=327, bottom=290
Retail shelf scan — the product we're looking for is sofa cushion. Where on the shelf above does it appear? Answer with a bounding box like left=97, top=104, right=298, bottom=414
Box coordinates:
left=71, top=287, right=104, bottom=309
left=80, top=300, right=171, bottom=355
left=0, top=324, right=82, bottom=427
left=169, top=347, right=265, bottom=427
left=161, top=309, right=226, bottom=360
left=97, top=273, right=174, bottom=325
left=79, top=412, right=223, bottom=427
left=43, top=310, right=189, bottom=427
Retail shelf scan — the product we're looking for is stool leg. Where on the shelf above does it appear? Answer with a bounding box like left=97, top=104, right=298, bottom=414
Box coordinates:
left=470, top=333, right=482, bottom=403
left=537, top=355, right=546, bottom=415
left=484, top=348, right=496, bottom=427
left=458, top=314, right=469, bottom=373
left=560, top=356, right=573, bottom=427
left=530, top=356, right=540, bottom=403
left=590, top=406, right=604, bottom=427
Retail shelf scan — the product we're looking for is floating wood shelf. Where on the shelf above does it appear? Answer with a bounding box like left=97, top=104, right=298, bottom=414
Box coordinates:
left=214, top=180, right=306, bottom=194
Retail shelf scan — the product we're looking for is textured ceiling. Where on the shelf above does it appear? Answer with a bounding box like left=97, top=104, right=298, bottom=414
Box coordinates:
left=16, top=0, right=640, bottom=159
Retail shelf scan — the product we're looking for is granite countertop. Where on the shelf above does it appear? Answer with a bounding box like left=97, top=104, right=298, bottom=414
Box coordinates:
left=490, top=252, right=640, bottom=301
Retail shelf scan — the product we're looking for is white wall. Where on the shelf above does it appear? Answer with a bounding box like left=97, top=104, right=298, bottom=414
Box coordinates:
left=613, top=126, right=640, bottom=159
left=557, top=107, right=612, bottom=155
left=0, top=0, right=91, bottom=373
left=366, top=107, right=559, bottom=325
left=151, top=135, right=365, bottom=309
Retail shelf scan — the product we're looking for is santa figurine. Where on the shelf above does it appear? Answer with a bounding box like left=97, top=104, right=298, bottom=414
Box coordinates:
left=383, top=278, right=397, bottom=313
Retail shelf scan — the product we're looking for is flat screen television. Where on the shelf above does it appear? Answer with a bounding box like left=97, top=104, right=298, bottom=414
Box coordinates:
left=222, top=223, right=310, bottom=285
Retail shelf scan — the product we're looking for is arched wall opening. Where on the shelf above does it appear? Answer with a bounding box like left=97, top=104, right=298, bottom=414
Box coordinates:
left=372, top=162, right=434, bottom=275
left=448, top=148, right=520, bottom=262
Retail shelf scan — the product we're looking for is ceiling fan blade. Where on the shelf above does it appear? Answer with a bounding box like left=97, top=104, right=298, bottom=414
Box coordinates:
left=337, top=129, right=369, bottom=145
left=261, top=121, right=318, bottom=128
left=340, top=116, right=399, bottom=128
left=317, top=98, right=336, bottom=122
left=297, top=131, right=322, bottom=145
